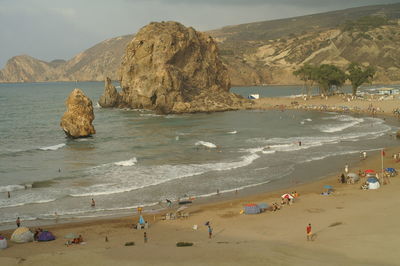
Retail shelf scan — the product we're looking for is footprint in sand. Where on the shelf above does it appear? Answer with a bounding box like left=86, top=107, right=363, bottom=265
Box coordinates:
left=306, top=208, right=325, bottom=213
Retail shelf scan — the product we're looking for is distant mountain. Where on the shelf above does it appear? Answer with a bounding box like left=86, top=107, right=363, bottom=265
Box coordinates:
left=0, top=35, right=132, bottom=83
left=1, top=3, right=400, bottom=85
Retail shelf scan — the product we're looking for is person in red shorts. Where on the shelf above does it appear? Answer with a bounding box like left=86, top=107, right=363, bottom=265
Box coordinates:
left=306, top=223, right=312, bottom=241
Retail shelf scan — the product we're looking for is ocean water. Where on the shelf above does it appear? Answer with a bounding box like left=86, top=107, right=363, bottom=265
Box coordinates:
left=0, top=82, right=398, bottom=228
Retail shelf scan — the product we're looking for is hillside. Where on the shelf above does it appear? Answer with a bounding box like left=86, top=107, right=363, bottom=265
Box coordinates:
left=1, top=3, right=400, bottom=85
left=0, top=35, right=132, bottom=83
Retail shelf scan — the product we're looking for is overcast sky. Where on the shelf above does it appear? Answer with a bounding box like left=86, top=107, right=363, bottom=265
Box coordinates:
left=0, top=0, right=399, bottom=67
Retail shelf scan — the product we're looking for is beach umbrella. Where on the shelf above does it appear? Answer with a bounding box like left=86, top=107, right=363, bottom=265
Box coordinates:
left=385, top=168, right=396, bottom=173
left=281, top=193, right=294, bottom=199
left=139, top=215, right=145, bottom=225
left=323, top=185, right=333, bottom=189
left=364, top=169, right=375, bottom=174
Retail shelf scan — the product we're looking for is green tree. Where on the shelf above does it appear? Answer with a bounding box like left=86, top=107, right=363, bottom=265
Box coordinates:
left=314, top=64, right=346, bottom=96
left=293, top=64, right=318, bottom=97
left=346, top=63, right=376, bottom=96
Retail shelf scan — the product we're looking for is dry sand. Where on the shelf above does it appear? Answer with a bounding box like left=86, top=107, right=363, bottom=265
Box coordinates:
left=252, top=94, right=400, bottom=117
left=1, top=97, right=400, bottom=266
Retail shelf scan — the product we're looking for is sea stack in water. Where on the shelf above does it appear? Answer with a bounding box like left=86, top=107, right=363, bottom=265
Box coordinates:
left=100, top=21, right=248, bottom=113
left=60, top=88, right=96, bottom=138
left=99, top=77, right=120, bottom=108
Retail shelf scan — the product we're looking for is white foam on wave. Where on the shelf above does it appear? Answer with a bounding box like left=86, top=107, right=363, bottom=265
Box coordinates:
left=140, top=113, right=162, bottom=118
left=301, top=118, right=312, bottom=124
left=195, top=141, right=217, bottom=148
left=39, top=143, right=65, bottom=151
left=317, top=115, right=363, bottom=133
left=194, top=180, right=272, bottom=199
left=114, top=157, right=137, bottom=167
left=71, top=151, right=261, bottom=197
left=0, top=184, right=29, bottom=193
left=228, top=130, right=237, bottom=134
left=0, top=198, right=57, bottom=209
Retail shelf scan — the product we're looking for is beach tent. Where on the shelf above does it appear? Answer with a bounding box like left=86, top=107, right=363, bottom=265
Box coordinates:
left=347, top=173, right=360, bottom=183
left=11, top=227, right=34, bottom=243
left=257, top=203, right=269, bottom=211
left=367, top=177, right=380, bottom=190
left=364, top=169, right=375, bottom=174
left=244, top=204, right=261, bottom=214
left=0, top=236, right=7, bottom=249
left=37, top=231, right=55, bottom=242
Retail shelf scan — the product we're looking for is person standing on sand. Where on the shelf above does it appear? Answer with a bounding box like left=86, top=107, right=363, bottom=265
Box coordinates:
left=166, top=199, right=172, bottom=208
left=16, top=217, right=21, bottom=227
left=208, top=225, right=213, bottom=239
left=144, top=232, right=148, bottom=243
left=306, top=223, right=312, bottom=241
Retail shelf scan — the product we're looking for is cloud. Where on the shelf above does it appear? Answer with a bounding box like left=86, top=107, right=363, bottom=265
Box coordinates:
left=1, top=0, right=399, bottom=67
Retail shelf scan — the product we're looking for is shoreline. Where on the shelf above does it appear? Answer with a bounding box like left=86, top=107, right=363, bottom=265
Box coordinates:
left=1, top=144, right=400, bottom=264
left=1, top=96, right=400, bottom=265
left=0, top=97, right=397, bottom=231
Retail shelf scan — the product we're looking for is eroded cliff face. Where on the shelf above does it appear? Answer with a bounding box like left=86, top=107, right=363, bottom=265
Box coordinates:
left=111, top=21, right=247, bottom=113
left=60, top=89, right=96, bottom=138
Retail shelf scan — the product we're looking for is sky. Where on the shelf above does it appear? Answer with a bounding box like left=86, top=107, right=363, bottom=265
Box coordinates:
left=0, top=0, right=399, bottom=67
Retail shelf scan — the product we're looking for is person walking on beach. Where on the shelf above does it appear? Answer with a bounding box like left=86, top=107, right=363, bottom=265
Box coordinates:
left=166, top=199, right=172, bottom=208
left=7, top=191, right=10, bottom=198
left=208, top=225, right=213, bottom=239
left=306, top=223, right=312, bottom=241
left=91, top=198, right=95, bottom=207
left=144, top=232, right=148, bottom=243
left=16, top=217, right=21, bottom=227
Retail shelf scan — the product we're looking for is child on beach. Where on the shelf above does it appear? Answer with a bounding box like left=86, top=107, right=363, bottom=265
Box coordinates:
left=208, top=225, right=213, bottom=239
left=144, top=232, right=148, bottom=243
left=306, top=223, right=312, bottom=241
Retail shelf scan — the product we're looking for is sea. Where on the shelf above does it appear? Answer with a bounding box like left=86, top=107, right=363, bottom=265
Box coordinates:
left=0, top=82, right=399, bottom=229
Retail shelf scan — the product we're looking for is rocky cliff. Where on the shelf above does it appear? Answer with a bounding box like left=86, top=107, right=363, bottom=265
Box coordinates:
left=2, top=4, right=400, bottom=85
left=101, top=21, right=247, bottom=113
left=60, top=89, right=96, bottom=138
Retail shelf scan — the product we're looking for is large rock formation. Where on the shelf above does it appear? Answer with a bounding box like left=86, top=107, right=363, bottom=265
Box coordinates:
left=60, top=89, right=96, bottom=138
left=103, top=21, right=247, bottom=114
left=99, top=77, right=120, bottom=107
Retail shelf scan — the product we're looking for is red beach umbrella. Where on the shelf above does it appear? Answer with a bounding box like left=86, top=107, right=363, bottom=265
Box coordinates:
left=281, top=193, right=294, bottom=199
left=364, top=169, right=375, bottom=174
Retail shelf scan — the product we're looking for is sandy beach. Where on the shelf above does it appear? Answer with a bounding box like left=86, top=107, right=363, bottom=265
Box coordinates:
left=1, top=149, right=400, bottom=265
left=1, top=96, right=400, bottom=266
left=252, top=94, right=400, bottom=118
